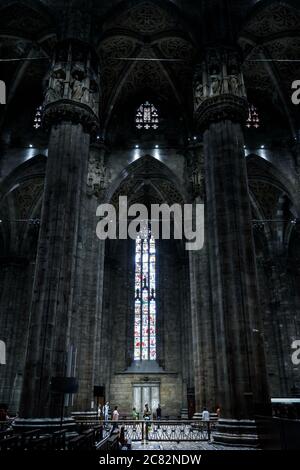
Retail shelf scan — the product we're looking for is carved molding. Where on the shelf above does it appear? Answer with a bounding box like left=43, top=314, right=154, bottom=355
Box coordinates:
left=243, top=3, right=300, bottom=39
left=195, top=94, right=249, bottom=130
left=87, top=151, right=111, bottom=199
left=108, top=1, right=178, bottom=34
left=43, top=100, right=99, bottom=134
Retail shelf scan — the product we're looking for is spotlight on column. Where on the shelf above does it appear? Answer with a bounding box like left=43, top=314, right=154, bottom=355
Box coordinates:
left=133, top=145, right=141, bottom=161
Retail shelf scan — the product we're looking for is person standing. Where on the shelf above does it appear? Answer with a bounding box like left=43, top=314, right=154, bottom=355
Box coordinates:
left=202, top=408, right=210, bottom=422
left=103, top=401, right=110, bottom=422
left=202, top=408, right=211, bottom=439
left=132, top=408, right=139, bottom=420
left=156, top=404, right=162, bottom=421
left=112, top=406, right=119, bottom=430
left=143, top=403, right=151, bottom=434
left=143, top=403, right=151, bottom=420
left=97, top=404, right=102, bottom=421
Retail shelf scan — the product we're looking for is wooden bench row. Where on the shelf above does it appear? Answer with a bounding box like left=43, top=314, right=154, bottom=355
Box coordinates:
left=0, top=429, right=68, bottom=451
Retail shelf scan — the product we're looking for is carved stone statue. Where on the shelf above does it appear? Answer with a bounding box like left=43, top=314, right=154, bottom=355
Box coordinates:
left=45, top=71, right=64, bottom=103
left=87, top=154, right=111, bottom=198
left=210, top=75, right=221, bottom=96
left=228, top=75, right=240, bottom=96
left=194, top=81, right=204, bottom=110
left=71, top=74, right=86, bottom=101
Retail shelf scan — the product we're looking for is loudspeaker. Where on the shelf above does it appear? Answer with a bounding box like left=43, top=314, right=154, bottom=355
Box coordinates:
left=94, top=386, right=104, bottom=397
left=51, top=377, right=79, bottom=394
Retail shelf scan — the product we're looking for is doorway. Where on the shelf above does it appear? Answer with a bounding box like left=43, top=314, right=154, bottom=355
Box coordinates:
left=133, top=383, right=160, bottom=417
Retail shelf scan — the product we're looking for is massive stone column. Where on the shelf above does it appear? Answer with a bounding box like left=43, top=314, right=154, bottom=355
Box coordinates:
left=194, top=49, right=271, bottom=445
left=18, top=40, right=99, bottom=425
left=72, top=142, right=108, bottom=412
left=186, top=145, right=217, bottom=415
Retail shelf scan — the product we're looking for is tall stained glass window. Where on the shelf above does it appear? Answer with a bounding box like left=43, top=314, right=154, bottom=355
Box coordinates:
left=134, top=234, right=156, bottom=361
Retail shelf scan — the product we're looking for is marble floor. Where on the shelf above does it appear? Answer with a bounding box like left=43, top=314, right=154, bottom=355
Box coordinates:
left=131, top=441, right=256, bottom=451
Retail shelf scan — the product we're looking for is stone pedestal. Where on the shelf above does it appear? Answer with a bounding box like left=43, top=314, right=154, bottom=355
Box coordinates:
left=180, top=408, right=189, bottom=419
left=213, top=419, right=260, bottom=447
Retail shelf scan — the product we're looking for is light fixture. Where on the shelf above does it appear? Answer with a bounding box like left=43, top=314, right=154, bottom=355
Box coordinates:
left=261, top=145, right=265, bottom=149
left=29, top=144, right=33, bottom=148
left=135, top=145, right=139, bottom=149
left=193, top=136, right=197, bottom=140
left=155, top=145, right=159, bottom=149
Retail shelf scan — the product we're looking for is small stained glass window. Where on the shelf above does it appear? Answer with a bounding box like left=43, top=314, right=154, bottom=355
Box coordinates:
left=33, top=106, right=42, bottom=130
left=134, top=232, right=156, bottom=361
left=246, top=104, right=260, bottom=129
left=135, top=101, right=159, bottom=130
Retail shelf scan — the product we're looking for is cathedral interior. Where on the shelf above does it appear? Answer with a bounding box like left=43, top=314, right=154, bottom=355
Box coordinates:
left=0, top=0, right=300, bottom=449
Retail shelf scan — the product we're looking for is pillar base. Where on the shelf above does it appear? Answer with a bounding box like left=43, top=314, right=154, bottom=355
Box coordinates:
left=71, top=411, right=98, bottom=423
left=181, top=408, right=189, bottom=419
left=12, top=417, right=76, bottom=433
left=213, top=419, right=260, bottom=447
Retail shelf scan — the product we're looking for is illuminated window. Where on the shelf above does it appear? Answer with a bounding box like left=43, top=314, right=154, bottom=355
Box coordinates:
left=134, top=233, right=156, bottom=361
left=33, top=106, right=42, bottom=130
left=135, top=101, right=159, bottom=130
left=246, top=104, right=260, bottom=129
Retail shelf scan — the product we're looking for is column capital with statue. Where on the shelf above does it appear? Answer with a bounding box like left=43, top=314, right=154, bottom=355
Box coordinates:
left=42, top=39, right=100, bottom=135
left=194, top=48, right=248, bottom=130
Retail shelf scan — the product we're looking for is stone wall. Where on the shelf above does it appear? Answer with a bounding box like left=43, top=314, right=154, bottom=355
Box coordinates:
left=0, top=259, right=35, bottom=413
left=99, top=237, right=191, bottom=416
left=109, top=373, right=182, bottom=417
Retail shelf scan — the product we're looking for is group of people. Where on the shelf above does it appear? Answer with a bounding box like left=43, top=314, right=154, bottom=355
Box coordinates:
left=202, top=406, right=221, bottom=422
left=97, top=402, right=162, bottom=422
left=97, top=402, right=218, bottom=422
left=97, top=402, right=112, bottom=422
left=132, top=403, right=162, bottom=421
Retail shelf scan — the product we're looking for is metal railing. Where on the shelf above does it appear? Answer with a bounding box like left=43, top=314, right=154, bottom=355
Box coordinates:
left=101, top=420, right=212, bottom=442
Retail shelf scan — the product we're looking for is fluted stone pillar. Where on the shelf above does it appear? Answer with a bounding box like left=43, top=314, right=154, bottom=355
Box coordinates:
left=189, top=215, right=217, bottom=414
left=71, top=142, right=107, bottom=412
left=18, top=40, right=99, bottom=424
left=186, top=144, right=217, bottom=415
left=194, top=49, right=271, bottom=445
